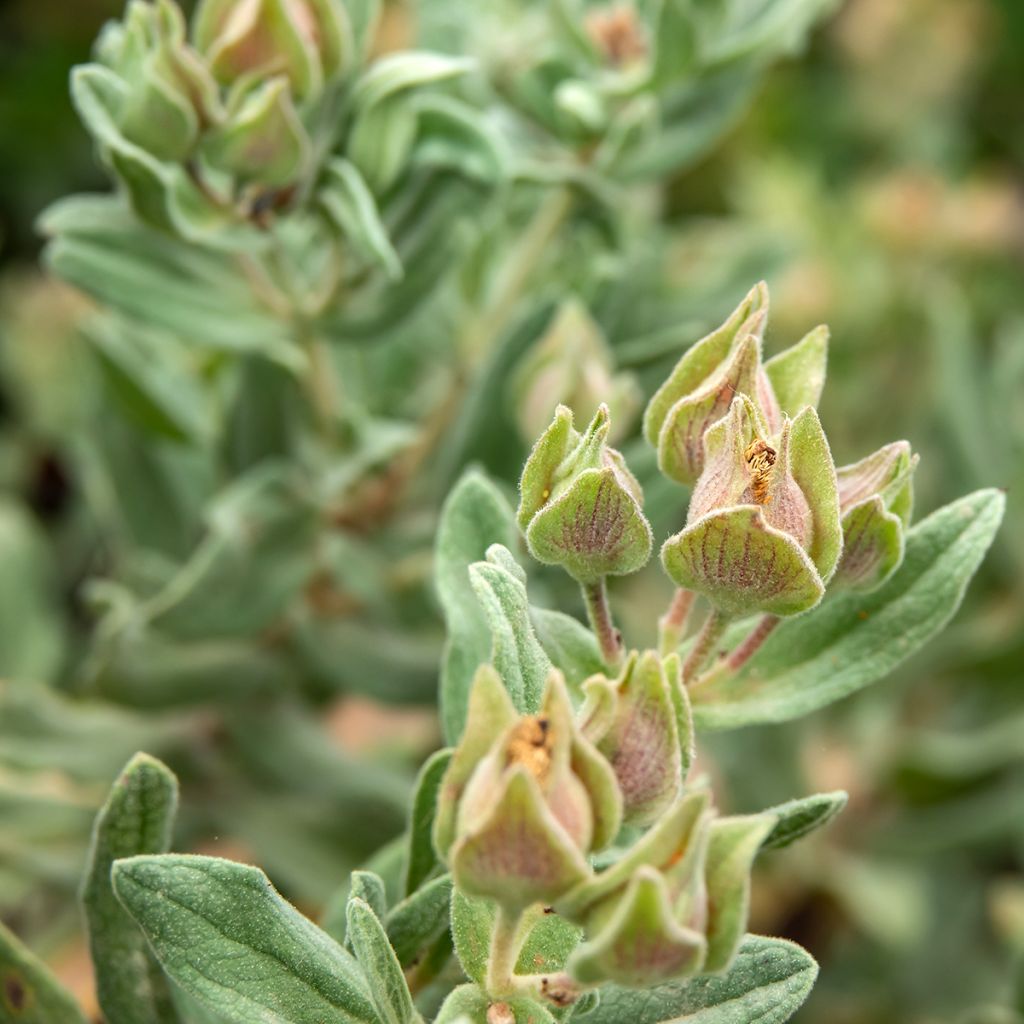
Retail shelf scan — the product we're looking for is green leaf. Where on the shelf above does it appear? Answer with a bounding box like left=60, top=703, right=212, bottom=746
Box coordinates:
left=385, top=873, right=453, bottom=965
left=112, top=854, right=378, bottom=1024
left=0, top=920, right=88, bottom=1024
left=353, top=52, right=475, bottom=111
left=405, top=749, right=453, bottom=895
left=435, top=984, right=558, bottom=1024
left=468, top=546, right=552, bottom=715
left=584, top=935, right=817, bottom=1024
left=81, top=753, right=181, bottom=1024
left=692, top=489, right=1006, bottom=728
left=451, top=892, right=581, bottom=986
left=760, top=791, right=848, bottom=850
left=436, top=470, right=518, bottom=744
left=349, top=871, right=388, bottom=924
left=346, top=898, right=420, bottom=1024
left=320, top=158, right=402, bottom=280
left=531, top=609, right=604, bottom=693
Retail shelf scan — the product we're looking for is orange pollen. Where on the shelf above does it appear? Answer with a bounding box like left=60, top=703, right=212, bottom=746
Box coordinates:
left=505, top=716, right=553, bottom=782
left=744, top=438, right=776, bottom=505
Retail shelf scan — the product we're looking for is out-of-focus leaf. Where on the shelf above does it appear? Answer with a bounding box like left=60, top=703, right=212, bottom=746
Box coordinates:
left=693, top=490, right=1005, bottom=728
left=81, top=754, right=181, bottom=1024
left=405, top=748, right=452, bottom=895
left=0, top=919, right=88, bottom=1024
left=436, top=469, right=518, bottom=743
left=760, top=791, right=848, bottom=850
left=113, top=854, right=379, bottom=1024
left=352, top=53, right=475, bottom=111
left=411, top=94, right=506, bottom=184
left=585, top=936, right=818, bottom=1024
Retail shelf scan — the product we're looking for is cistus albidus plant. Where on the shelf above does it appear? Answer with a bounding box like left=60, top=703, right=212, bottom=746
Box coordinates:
left=0, top=0, right=1008, bottom=1021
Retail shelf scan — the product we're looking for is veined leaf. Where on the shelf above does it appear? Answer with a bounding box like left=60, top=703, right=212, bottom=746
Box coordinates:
left=692, top=490, right=1004, bottom=729
left=81, top=754, right=181, bottom=1024
left=112, top=854, right=378, bottom=1024
left=346, top=898, right=421, bottom=1024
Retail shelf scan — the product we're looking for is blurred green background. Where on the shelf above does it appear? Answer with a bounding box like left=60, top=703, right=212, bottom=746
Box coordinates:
left=1, top=1, right=1023, bottom=1021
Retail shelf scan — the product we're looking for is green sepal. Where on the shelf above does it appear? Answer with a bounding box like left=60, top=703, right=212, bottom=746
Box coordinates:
left=596, top=650, right=682, bottom=827
left=435, top=984, right=558, bottom=1024
left=788, top=406, right=842, bottom=582
left=451, top=768, right=591, bottom=914
left=570, top=730, right=623, bottom=853
left=569, top=867, right=707, bottom=987
left=81, top=752, right=181, bottom=1024
left=434, top=665, right=518, bottom=860
left=836, top=441, right=917, bottom=525
left=703, top=813, right=776, bottom=972
left=833, top=497, right=905, bottom=593
left=764, top=324, right=829, bottom=417
left=662, top=506, right=825, bottom=618
left=120, top=59, right=199, bottom=161
left=203, top=76, right=311, bottom=187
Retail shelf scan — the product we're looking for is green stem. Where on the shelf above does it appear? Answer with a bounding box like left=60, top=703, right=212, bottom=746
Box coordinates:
left=691, top=614, right=779, bottom=690
left=658, top=587, right=696, bottom=656
left=486, top=905, right=528, bottom=997
left=582, top=578, right=623, bottom=671
left=681, top=609, right=730, bottom=684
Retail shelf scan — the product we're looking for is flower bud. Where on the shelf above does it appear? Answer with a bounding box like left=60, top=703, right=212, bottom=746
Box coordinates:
left=642, top=283, right=767, bottom=485
left=558, top=793, right=775, bottom=987
left=661, top=395, right=842, bottom=618
left=202, top=76, right=311, bottom=186
left=511, top=300, right=641, bottom=447
left=518, top=405, right=652, bottom=583
left=832, top=441, right=918, bottom=592
left=584, top=651, right=693, bottom=827
left=193, top=0, right=350, bottom=100
left=437, top=667, right=622, bottom=913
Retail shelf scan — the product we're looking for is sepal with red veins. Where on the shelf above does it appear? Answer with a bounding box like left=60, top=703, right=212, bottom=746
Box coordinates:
left=586, top=650, right=694, bottom=827
left=832, top=441, right=918, bottom=592
left=193, top=0, right=351, bottom=100
left=661, top=395, right=842, bottom=618
left=512, top=299, right=641, bottom=447
left=439, top=670, right=622, bottom=913
left=643, top=282, right=768, bottom=485
left=518, top=405, right=652, bottom=583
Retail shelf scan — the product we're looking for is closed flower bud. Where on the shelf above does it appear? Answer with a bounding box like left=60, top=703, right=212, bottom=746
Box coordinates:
left=558, top=792, right=775, bottom=987
left=193, top=0, right=350, bottom=100
left=202, top=76, right=311, bottom=186
left=518, top=405, right=652, bottom=583
left=584, top=650, right=693, bottom=827
left=661, top=395, right=842, bottom=618
left=511, top=299, right=641, bottom=447
left=832, top=441, right=918, bottom=592
left=437, top=667, right=621, bottom=913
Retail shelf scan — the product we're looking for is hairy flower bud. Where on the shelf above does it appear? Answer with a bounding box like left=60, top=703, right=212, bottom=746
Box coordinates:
left=582, top=651, right=693, bottom=827
left=661, top=395, right=842, bottom=618
left=512, top=299, right=641, bottom=446
left=518, top=405, right=652, bottom=583
left=557, top=792, right=775, bottom=987
left=193, top=0, right=350, bottom=100
left=436, top=666, right=622, bottom=913
left=832, top=441, right=918, bottom=592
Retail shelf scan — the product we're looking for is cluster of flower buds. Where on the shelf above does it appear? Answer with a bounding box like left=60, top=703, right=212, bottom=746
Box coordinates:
left=77, top=0, right=351, bottom=228
left=646, top=284, right=918, bottom=618
left=434, top=660, right=771, bottom=989
left=517, top=404, right=652, bottom=584
left=511, top=300, right=641, bottom=448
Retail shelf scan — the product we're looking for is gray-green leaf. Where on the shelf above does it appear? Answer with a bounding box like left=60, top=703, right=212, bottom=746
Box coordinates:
left=81, top=753, right=181, bottom=1024
left=112, top=854, right=378, bottom=1024
left=692, top=489, right=1005, bottom=729
left=585, top=935, right=817, bottom=1024
left=405, top=749, right=453, bottom=895
left=0, top=920, right=88, bottom=1024
left=346, top=898, right=421, bottom=1024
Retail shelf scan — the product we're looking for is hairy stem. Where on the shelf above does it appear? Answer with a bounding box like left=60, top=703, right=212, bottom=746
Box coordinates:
left=691, top=614, right=780, bottom=690
left=486, top=905, right=528, bottom=997
left=681, top=608, right=730, bottom=684
left=583, top=578, right=623, bottom=671
left=658, top=587, right=696, bottom=656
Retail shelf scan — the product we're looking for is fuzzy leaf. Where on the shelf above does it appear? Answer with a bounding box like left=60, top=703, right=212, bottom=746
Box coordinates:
left=81, top=753, right=181, bottom=1024
left=692, top=489, right=1005, bottom=728
left=349, top=871, right=388, bottom=925
left=0, top=920, right=89, bottom=1024
left=435, top=985, right=558, bottom=1024
left=386, top=874, right=453, bottom=965
left=833, top=498, right=904, bottom=592
left=531, top=608, right=605, bottom=692
left=761, top=791, right=848, bottom=850
left=112, top=854, right=378, bottom=1024
left=436, top=470, right=518, bottom=744
left=583, top=935, right=817, bottom=1024
left=405, top=748, right=453, bottom=895
left=468, top=546, right=552, bottom=714
left=346, top=898, right=420, bottom=1024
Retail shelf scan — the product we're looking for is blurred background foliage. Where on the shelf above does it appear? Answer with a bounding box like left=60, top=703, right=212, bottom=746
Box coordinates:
left=0, top=0, right=1022, bottom=1021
